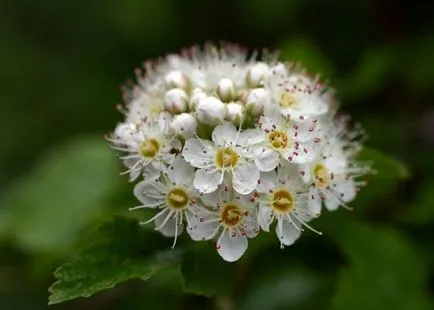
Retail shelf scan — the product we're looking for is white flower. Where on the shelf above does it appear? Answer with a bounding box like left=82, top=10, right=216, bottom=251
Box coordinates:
left=182, top=122, right=260, bottom=194
left=255, top=163, right=321, bottom=247
left=131, top=156, right=204, bottom=247
left=265, top=72, right=329, bottom=120
left=248, top=112, right=319, bottom=172
left=196, top=96, right=227, bottom=125
left=170, top=113, right=198, bottom=138
left=109, top=114, right=181, bottom=181
left=188, top=185, right=259, bottom=262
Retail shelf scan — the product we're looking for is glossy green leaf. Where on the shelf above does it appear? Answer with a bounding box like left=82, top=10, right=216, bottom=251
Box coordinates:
left=48, top=216, right=184, bottom=305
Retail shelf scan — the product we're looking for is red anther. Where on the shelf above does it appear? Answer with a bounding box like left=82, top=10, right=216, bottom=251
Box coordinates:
left=299, top=115, right=305, bottom=120
left=314, top=138, right=321, bottom=143
left=300, top=170, right=305, bottom=176
left=200, top=217, right=205, bottom=222
left=303, top=148, right=308, bottom=153
left=288, top=156, right=293, bottom=161
left=293, top=152, right=298, bottom=156
left=257, top=179, right=261, bottom=184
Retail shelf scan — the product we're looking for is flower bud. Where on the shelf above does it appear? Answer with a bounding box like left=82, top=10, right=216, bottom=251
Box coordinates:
left=164, top=88, right=188, bottom=114
left=216, top=78, right=235, bottom=102
left=114, top=123, right=137, bottom=145
left=189, top=88, right=207, bottom=111
left=245, top=62, right=270, bottom=88
left=196, top=96, right=226, bottom=125
left=270, top=63, right=288, bottom=76
left=164, top=70, right=188, bottom=89
left=226, top=103, right=244, bottom=126
left=170, top=113, right=198, bottom=138
left=245, top=88, right=270, bottom=115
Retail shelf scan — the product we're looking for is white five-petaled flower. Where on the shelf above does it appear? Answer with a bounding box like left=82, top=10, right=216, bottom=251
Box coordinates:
left=265, top=70, right=329, bottom=120
left=132, top=156, right=205, bottom=247
left=110, top=113, right=181, bottom=181
left=255, top=163, right=321, bottom=247
left=247, top=111, right=319, bottom=172
left=188, top=185, right=260, bottom=262
left=182, top=122, right=260, bottom=195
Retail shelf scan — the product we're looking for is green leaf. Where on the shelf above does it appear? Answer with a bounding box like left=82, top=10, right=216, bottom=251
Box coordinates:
left=358, top=147, right=409, bottom=180
left=180, top=243, right=236, bottom=296
left=48, top=216, right=184, bottom=305
left=323, top=214, right=431, bottom=310
left=0, top=136, right=121, bottom=252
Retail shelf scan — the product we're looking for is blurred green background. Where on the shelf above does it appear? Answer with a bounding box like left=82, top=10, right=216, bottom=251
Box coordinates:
left=1, top=0, right=434, bottom=309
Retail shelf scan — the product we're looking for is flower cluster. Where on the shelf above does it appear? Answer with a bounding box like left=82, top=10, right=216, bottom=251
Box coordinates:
left=109, top=44, right=370, bottom=262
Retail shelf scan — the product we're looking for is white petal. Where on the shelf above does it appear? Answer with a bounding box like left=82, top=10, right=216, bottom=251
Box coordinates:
left=238, top=128, right=265, bottom=147
left=283, top=145, right=314, bottom=164
left=307, top=187, right=322, bottom=216
left=193, top=168, right=223, bottom=193
left=256, top=171, right=277, bottom=193
left=169, top=155, right=195, bottom=185
left=333, top=179, right=356, bottom=202
left=182, top=138, right=214, bottom=168
left=258, top=204, right=272, bottom=232
left=134, top=180, right=166, bottom=207
left=277, top=162, right=306, bottom=190
left=188, top=212, right=220, bottom=241
left=217, top=230, right=248, bottom=262
left=232, top=162, right=259, bottom=194
left=155, top=212, right=184, bottom=237
left=212, top=122, right=238, bottom=147
left=276, top=218, right=301, bottom=246
left=324, top=193, right=340, bottom=211
left=255, top=149, right=279, bottom=172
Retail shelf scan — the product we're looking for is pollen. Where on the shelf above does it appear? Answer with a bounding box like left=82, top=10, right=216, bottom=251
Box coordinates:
left=271, top=189, right=294, bottom=213
left=268, top=130, right=290, bottom=149
left=215, top=147, right=239, bottom=168
left=220, top=204, right=244, bottom=228
left=313, top=163, right=329, bottom=189
left=139, top=138, right=160, bottom=158
left=167, top=187, right=189, bottom=210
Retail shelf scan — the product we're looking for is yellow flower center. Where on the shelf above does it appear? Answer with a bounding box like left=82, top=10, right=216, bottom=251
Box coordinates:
left=167, top=187, right=189, bottom=210
left=278, top=90, right=297, bottom=108
left=313, top=163, right=329, bottom=189
left=271, top=189, right=294, bottom=213
left=220, top=204, right=244, bottom=228
left=215, top=147, right=239, bottom=169
left=268, top=130, right=290, bottom=149
left=140, top=138, right=160, bottom=158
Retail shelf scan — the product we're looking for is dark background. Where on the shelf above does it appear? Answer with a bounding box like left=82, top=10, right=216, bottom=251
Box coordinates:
left=1, top=0, right=434, bottom=309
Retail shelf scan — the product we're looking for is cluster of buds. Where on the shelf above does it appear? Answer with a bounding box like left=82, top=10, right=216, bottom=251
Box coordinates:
left=109, top=44, right=370, bottom=262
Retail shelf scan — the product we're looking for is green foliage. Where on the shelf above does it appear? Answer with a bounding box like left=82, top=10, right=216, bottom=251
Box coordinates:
left=180, top=243, right=236, bottom=296
left=0, top=136, right=121, bottom=252
left=48, top=217, right=184, bottom=305
left=326, top=215, right=431, bottom=310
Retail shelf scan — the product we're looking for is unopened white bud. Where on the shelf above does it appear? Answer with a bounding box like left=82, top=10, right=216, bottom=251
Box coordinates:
left=226, top=103, right=244, bottom=125
left=164, top=70, right=188, bottom=89
left=189, top=88, right=207, bottom=111
left=114, top=123, right=137, bottom=144
left=170, top=113, right=198, bottom=138
left=270, top=63, right=288, bottom=76
left=245, top=88, right=270, bottom=115
left=246, top=62, right=270, bottom=88
left=164, top=88, right=188, bottom=114
left=216, top=78, right=235, bottom=102
left=196, top=96, right=227, bottom=125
